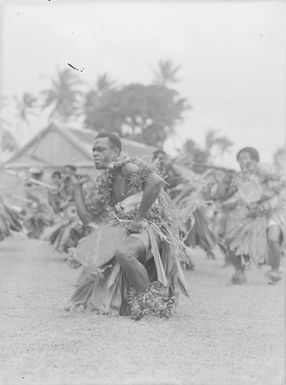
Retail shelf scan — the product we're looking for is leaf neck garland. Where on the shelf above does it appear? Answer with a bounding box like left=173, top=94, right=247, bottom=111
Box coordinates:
left=85, top=167, right=114, bottom=224
left=85, top=155, right=176, bottom=228
left=86, top=156, right=151, bottom=222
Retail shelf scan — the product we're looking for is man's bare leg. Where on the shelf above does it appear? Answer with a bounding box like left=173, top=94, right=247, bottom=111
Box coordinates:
left=267, top=224, right=282, bottom=283
left=116, top=235, right=176, bottom=319
left=116, top=237, right=150, bottom=293
left=230, top=251, right=247, bottom=284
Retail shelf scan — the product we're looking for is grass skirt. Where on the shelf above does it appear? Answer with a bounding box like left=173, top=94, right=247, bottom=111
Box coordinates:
left=227, top=214, right=269, bottom=264
left=184, top=209, right=217, bottom=256
left=65, top=224, right=189, bottom=317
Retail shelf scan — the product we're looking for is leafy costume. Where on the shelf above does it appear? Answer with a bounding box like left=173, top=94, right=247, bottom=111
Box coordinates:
left=66, top=156, right=189, bottom=319
left=226, top=164, right=286, bottom=266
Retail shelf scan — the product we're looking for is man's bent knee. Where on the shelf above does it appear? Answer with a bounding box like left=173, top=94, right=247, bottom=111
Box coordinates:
left=116, top=248, right=134, bottom=265
left=115, top=238, right=145, bottom=265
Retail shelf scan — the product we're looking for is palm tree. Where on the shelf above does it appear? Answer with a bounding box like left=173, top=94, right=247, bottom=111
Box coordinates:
left=0, top=96, right=16, bottom=153
left=0, top=96, right=9, bottom=130
left=14, top=92, right=38, bottom=123
left=41, top=68, right=83, bottom=122
left=0, top=96, right=18, bottom=153
left=204, top=129, right=233, bottom=158
left=152, top=59, right=181, bottom=87
left=1, top=129, right=18, bottom=152
left=81, top=73, right=115, bottom=128
left=95, top=73, right=115, bottom=96
left=12, top=92, right=39, bottom=146
left=179, top=139, right=208, bottom=168
left=178, top=129, right=233, bottom=172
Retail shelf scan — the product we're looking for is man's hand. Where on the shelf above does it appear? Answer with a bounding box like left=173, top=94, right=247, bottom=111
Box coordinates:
left=50, top=185, right=58, bottom=193
left=128, top=219, right=146, bottom=234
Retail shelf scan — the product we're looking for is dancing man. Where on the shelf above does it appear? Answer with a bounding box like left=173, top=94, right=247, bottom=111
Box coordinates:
left=65, top=132, right=188, bottom=319
left=226, top=147, right=285, bottom=284
left=153, top=149, right=219, bottom=261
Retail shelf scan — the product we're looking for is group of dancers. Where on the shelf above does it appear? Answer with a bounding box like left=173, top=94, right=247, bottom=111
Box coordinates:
left=0, top=132, right=285, bottom=319
left=152, top=146, right=286, bottom=285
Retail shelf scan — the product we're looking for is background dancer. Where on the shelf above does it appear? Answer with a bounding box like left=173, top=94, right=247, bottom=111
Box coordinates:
left=153, top=149, right=220, bottom=262
left=23, top=168, right=54, bottom=239
left=226, top=147, right=285, bottom=284
left=48, top=166, right=85, bottom=253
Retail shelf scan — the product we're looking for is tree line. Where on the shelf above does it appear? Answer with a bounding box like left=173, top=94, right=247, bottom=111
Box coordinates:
left=0, top=60, right=233, bottom=166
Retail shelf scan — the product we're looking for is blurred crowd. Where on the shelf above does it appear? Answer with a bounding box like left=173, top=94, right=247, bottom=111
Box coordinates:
left=0, top=146, right=285, bottom=286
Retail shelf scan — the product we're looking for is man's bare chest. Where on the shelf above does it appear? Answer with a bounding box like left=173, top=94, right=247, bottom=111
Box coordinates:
left=111, top=174, right=129, bottom=203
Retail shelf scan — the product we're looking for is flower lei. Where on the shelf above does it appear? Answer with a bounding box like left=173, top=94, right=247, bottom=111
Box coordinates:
left=85, top=169, right=114, bottom=223
left=86, top=156, right=156, bottom=223
left=85, top=155, right=176, bottom=231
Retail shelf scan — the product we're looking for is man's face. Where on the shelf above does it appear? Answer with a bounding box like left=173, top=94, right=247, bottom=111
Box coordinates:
left=31, top=173, right=42, bottom=180
left=92, top=137, right=119, bottom=169
left=52, top=175, right=61, bottom=187
left=237, top=151, right=257, bottom=172
left=64, top=167, right=75, bottom=176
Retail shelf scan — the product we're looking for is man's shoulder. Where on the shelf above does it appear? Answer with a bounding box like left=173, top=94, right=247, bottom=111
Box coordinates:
left=258, top=162, right=275, bottom=174
left=119, top=161, right=140, bottom=176
left=112, top=157, right=156, bottom=181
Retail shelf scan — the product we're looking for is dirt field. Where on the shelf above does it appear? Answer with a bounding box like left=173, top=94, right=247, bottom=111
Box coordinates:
left=0, top=237, right=284, bottom=385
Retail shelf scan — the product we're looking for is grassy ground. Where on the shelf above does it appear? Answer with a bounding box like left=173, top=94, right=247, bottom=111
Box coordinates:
left=0, top=237, right=284, bottom=385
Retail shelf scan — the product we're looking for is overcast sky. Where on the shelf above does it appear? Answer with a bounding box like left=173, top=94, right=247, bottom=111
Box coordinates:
left=2, top=0, right=286, bottom=167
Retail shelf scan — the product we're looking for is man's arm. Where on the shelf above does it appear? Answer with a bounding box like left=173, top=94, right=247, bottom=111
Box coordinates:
left=123, top=163, right=162, bottom=233
left=257, top=163, right=280, bottom=181
left=48, top=191, right=60, bottom=213
left=221, top=184, right=238, bottom=201
left=221, top=191, right=240, bottom=208
left=135, top=172, right=162, bottom=222
left=171, top=163, right=185, bottom=178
